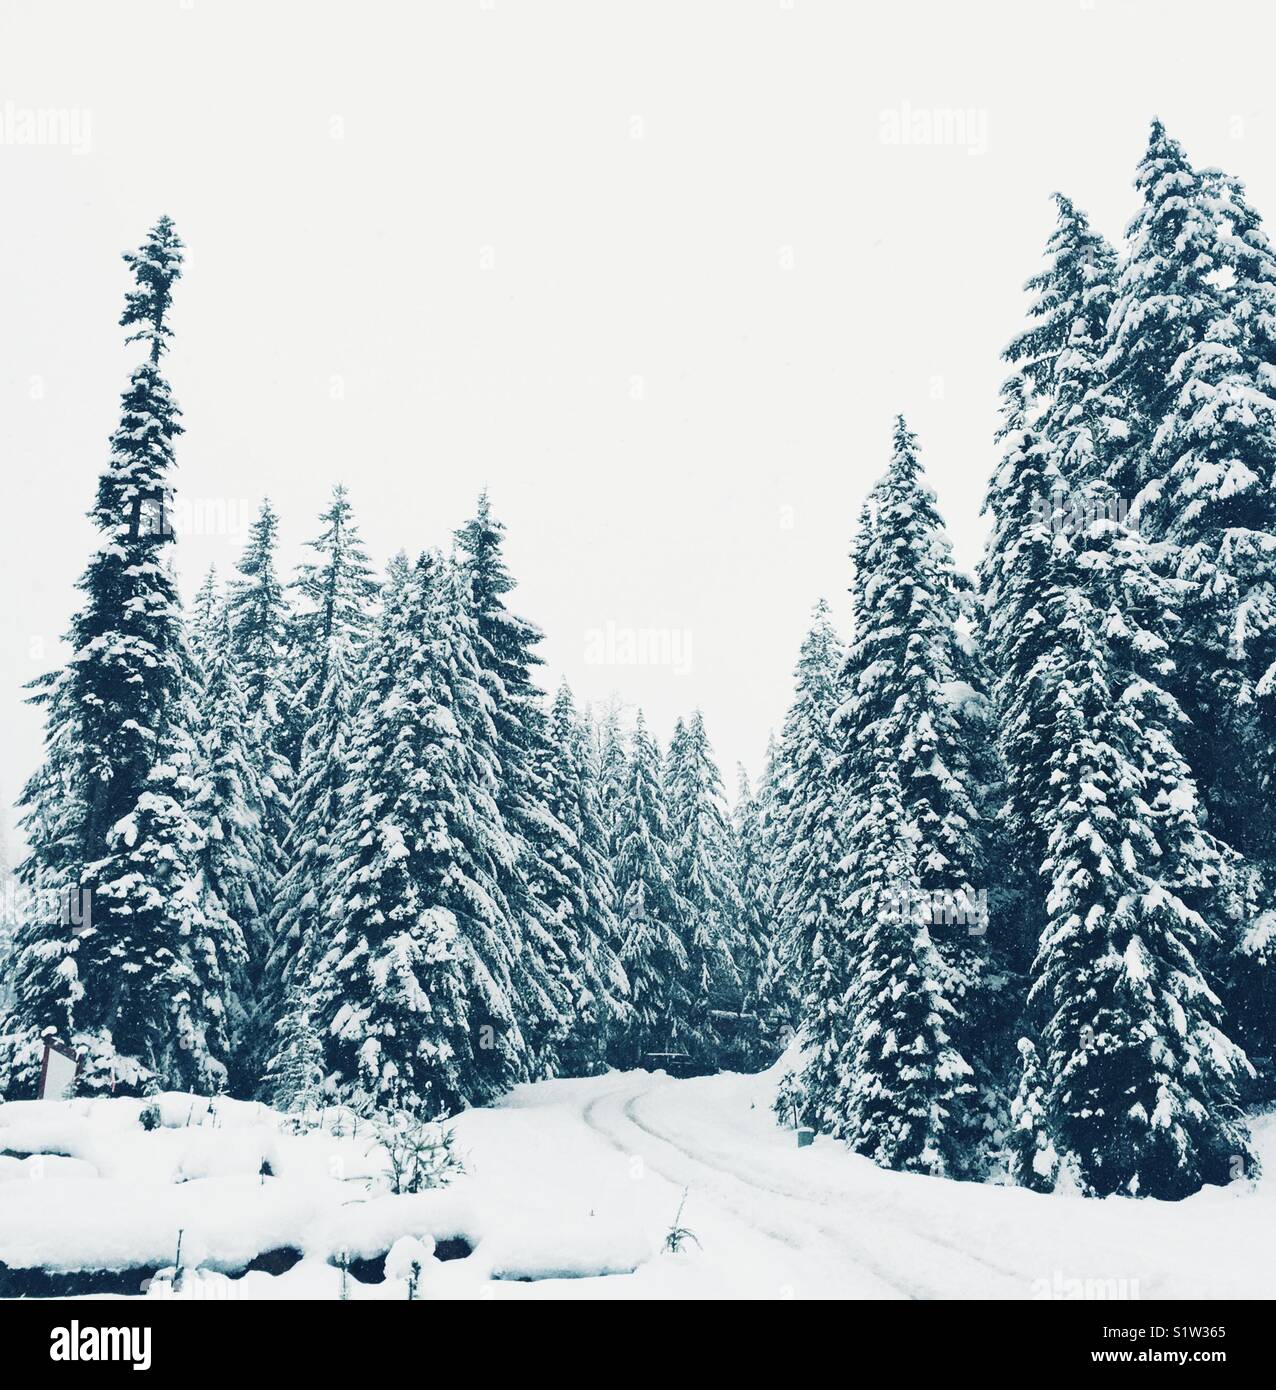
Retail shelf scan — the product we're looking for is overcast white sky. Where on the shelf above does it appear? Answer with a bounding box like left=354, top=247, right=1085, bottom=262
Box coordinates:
left=3, top=0, right=1275, bottom=855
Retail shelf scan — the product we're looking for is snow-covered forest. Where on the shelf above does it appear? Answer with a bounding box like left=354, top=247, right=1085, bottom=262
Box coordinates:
left=3, top=116, right=1276, bottom=1235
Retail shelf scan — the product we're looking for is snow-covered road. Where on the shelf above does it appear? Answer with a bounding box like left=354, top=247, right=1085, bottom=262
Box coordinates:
left=471, top=1066, right=1276, bottom=1300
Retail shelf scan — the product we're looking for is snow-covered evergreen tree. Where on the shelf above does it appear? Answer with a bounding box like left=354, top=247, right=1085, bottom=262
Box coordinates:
left=773, top=601, right=847, bottom=1051
left=312, top=554, right=526, bottom=1113
left=453, top=494, right=580, bottom=1074
left=190, top=599, right=265, bottom=1066
left=263, top=630, right=359, bottom=1017
left=730, top=765, right=771, bottom=1057
left=189, top=566, right=222, bottom=673
left=611, top=713, right=689, bottom=1065
left=752, top=732, right=794, bottom=1035
left=281, top=484, right=378, bottom=769
left=838, top=767, right=976, bottom=1174
left=227, top=499, right=293, bottom=961
left=1007, top=192, right=1118, bottom=482
left=664, top=711, right=742, bottom=1064
left=1007, top=1037, right=1056, bottom=1193
left=3, top=218, right=240, bottom=1096
left=981, top=377, right=1092, bottom=1060
left=538, top=683, right=630, bottom=1073
left=594, top=700, right=630, bottom=860
left=1101, top=123, right=1276, bottom=1072
left=829, top=419, right=995, bottom=1166
left=1030, top=675, right=1253, bottom=1197
left=262, top=986, right=326, bottom=1116
left=988, top=175, right=1261, bottom=1191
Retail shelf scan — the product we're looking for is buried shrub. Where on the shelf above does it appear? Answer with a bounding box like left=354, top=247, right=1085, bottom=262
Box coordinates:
left=371, top=1109, right=463, bottom=1194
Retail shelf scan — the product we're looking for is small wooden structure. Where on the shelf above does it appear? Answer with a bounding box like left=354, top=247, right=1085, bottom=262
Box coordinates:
left=641, top=1051, right=699, bottom=1079
left=37, top=1033, right=80, bottom=1100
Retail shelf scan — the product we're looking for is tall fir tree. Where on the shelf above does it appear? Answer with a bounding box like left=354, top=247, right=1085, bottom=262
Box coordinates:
left=594, top=700, right=630, bottom=861
left=772, top=601, right=847, bottom=1059
left=4, top=218, right=240, bottom=1095
left=828, top=419, right=995, bottom=1167
left=753, top=731, right=795, bottom=1035
left=664, top=711, right=742, bottom=1064
left=453, top=493, right=574, bottom=1072
left=611, top=713, right=689, bottom=1065
left=226, top=499, right=293, bottom=961
left=312, top=554, right=526, bottom=1114
left=281, top=484, right=378, bottom=769
left=1008, top=192, right=1119, bottom=481
left=189, top=566, right=222, bottom=673
left=538, top=683, right=630, bottom=1073
left=262, top=985, right=327, bottom=1116
left=838, top=766, right=976, bottom=1174
left=730, top=764, right=771, bottom=1058
left=988, top=170, right=1263, bottom=1191
left=1030, top=673, right=1253, bottom=1197
left=1101, top=122, right=1276, bottom=1073
left=190, top=598, right=265, bottom=1066
left=262, top=630, right=360, bottom=1025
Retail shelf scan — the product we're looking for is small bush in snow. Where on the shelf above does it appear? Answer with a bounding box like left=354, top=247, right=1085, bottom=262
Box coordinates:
left=662, top=1187, right=701, bottom=1254
left=772, top=1069, right=805, bottom=1129
left=371, top=1110, right=463, bottom=1194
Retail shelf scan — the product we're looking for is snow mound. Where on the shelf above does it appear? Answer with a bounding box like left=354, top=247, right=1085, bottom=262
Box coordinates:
left=4, top=1072, right=1272, bottom=1299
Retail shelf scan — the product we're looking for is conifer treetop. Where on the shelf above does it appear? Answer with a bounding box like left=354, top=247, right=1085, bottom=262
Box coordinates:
left=120, top=216, right=184, bottom=364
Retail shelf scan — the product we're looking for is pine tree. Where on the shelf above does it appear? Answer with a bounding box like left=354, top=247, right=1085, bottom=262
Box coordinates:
left=539, top=683, right=630, bottom=1073
left=4, top=218, right=240, bottom=1095
left=594, top=700, right=630, bottom=860
left=189, top=566, right=222, bottom=673
left=980, top=377, right=1072, bottom=905
left=262, top=986, right=326, bottom=1116
left=989, top=193, right=1124, bottom=931
left=611, top=713, right=688, bottom=1065
left=753, top=732, right=794, bottom=1035
left=1007, top=192, right=1118, bottom=481
left=227, top=498, right=293, bottom=960
left=1007, top=1038, right=1056, bottom=1192
left=190, top=600, right=265, bottom=1067
left=730, top=765, right=771, bottom=1056
left=100, top=742, right=245, bottom=1095
left=1102, top=124, right=1276, bottom=1072
left=281, top=484, right=378, bottom=769
left=193, top=592, right=266, bottom=936
left=772, top=601, right=847, bottom=1046
left=838, top=768, right=976, bottom=1175
left=263, top=630, right=359, bottom=1019
left=313, top=554, right=526, bottom=1113
left=454, top=493, right=574, bottom=1073
left=1030, top=676, right=1253, bottom=1197
left=830, top=419, right=994, bottom=1165
left=988, top=174, right=1261, bottom=1192
left=665, top=711, right=742, bottom=1064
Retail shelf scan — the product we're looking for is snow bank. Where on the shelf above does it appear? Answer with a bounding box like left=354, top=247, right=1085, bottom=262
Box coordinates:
left=4, top=1070, right=1271, bottom=1299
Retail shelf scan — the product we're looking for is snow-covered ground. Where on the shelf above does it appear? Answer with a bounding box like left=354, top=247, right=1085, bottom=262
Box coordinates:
left=3, top=1064, right=1273, bottom=1300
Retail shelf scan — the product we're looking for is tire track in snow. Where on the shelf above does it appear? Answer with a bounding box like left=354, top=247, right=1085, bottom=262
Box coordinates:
left=580, top=1086, right=811, bottom=1255
left=581, top=1077, right=917, bottom=1298
left=620, top=1080, right=1029, bottom=1298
